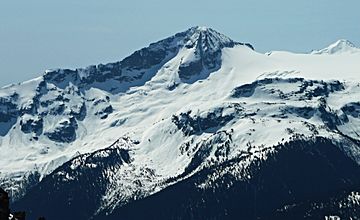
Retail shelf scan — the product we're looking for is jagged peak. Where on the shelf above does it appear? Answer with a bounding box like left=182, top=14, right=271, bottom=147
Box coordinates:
left=145, top=26, right=253, bottom=53
left=41, top=26, right=254, bottom=88
left=181, top=26, right=254, bottom=51
left=312, top=39, right=359, bottom=55
left=333, top=39, right=356, bottom=47
left=183, top=26, right=236, bottom=49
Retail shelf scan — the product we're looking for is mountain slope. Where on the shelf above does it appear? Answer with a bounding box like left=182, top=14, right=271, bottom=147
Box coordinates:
left=311, top=39, right=360, bottom=55
left=1, top=27, right=360, bottom=219
left=0, top=27, right=253, bottom=199
left=13, top=76, right=360, bottom=219
left=97, top=138, right=360, bottom=220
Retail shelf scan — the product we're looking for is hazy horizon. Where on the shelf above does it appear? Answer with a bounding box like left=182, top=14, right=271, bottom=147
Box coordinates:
left=1, top=0, right=360, bottom=87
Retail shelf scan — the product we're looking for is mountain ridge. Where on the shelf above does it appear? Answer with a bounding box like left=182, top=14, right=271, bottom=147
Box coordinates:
left=1, top=26, right=360, bottom=219
left=311, top=39, right=359, bottom=55
left=42, top=26, right=254, bottom=92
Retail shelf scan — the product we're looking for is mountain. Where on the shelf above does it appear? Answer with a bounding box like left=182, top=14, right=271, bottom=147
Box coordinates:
left=1, top=26, right=360, bottom=219
left=0, top=27, right=253, bottom=199
left=311, top=39, right=360, bottom=55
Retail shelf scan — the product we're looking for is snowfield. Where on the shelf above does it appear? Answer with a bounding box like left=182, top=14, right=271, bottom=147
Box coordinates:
left=1, top=27, right=360, bottom=217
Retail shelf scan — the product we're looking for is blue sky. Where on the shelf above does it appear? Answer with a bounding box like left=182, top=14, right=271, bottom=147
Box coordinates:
left=1, top=0, right=359, bottom=86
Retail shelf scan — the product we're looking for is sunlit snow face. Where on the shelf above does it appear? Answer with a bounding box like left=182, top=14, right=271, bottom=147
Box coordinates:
left=1, top=27, right=360, bottom=213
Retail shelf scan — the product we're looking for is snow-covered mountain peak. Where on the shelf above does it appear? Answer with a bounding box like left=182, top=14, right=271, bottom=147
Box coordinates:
left=155, top=26, right=254, bottom=83
left=41, top=27, right=254, bottom=89
left=335, top=39, right=356, bottom=47
left=182, top=26, right=239, bottom=51
left=312, top=39, right=359, bottom=55
left=3, top=27, right=360, bottom=216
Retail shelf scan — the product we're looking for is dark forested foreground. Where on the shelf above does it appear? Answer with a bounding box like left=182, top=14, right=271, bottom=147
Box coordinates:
left=0, top=188, right=25, bottom=220
left=13, top=137, right=360, bottom=220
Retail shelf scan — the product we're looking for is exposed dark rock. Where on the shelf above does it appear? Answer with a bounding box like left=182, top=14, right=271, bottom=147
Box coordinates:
left=110, top=118, right=127, bottom=127
left=95, top=103, right=113, bottom=119
left=178, top=27, right=249, bottom=82
left=44, top=117, right=78, bottom=143
left=231, top=83, right=257, bottom=98
left=49, top=103, right=65, bottom=115
left=71, top=102, right=87, bottom=121
left=43, top=69, right=79, bottom=88
left=298, top=80, right=344, bottom=99
left=172, top=105, right=241, bottom=136
left=282, top=106, right=316, bottom=119
left=318, top=99, right=343, bottom=130
left=178, top=59, right=204, bottom=80
left=20, top=117, right=43, bottom=135
left=231, top=78, right=345, bottom=100
left=0, top=98, right=18, bottom=123
left=342, top=102, right=360, bottom=118
left=0, top=97, right=18, bottom=136
left=121, top=48, right=167, bottom=71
